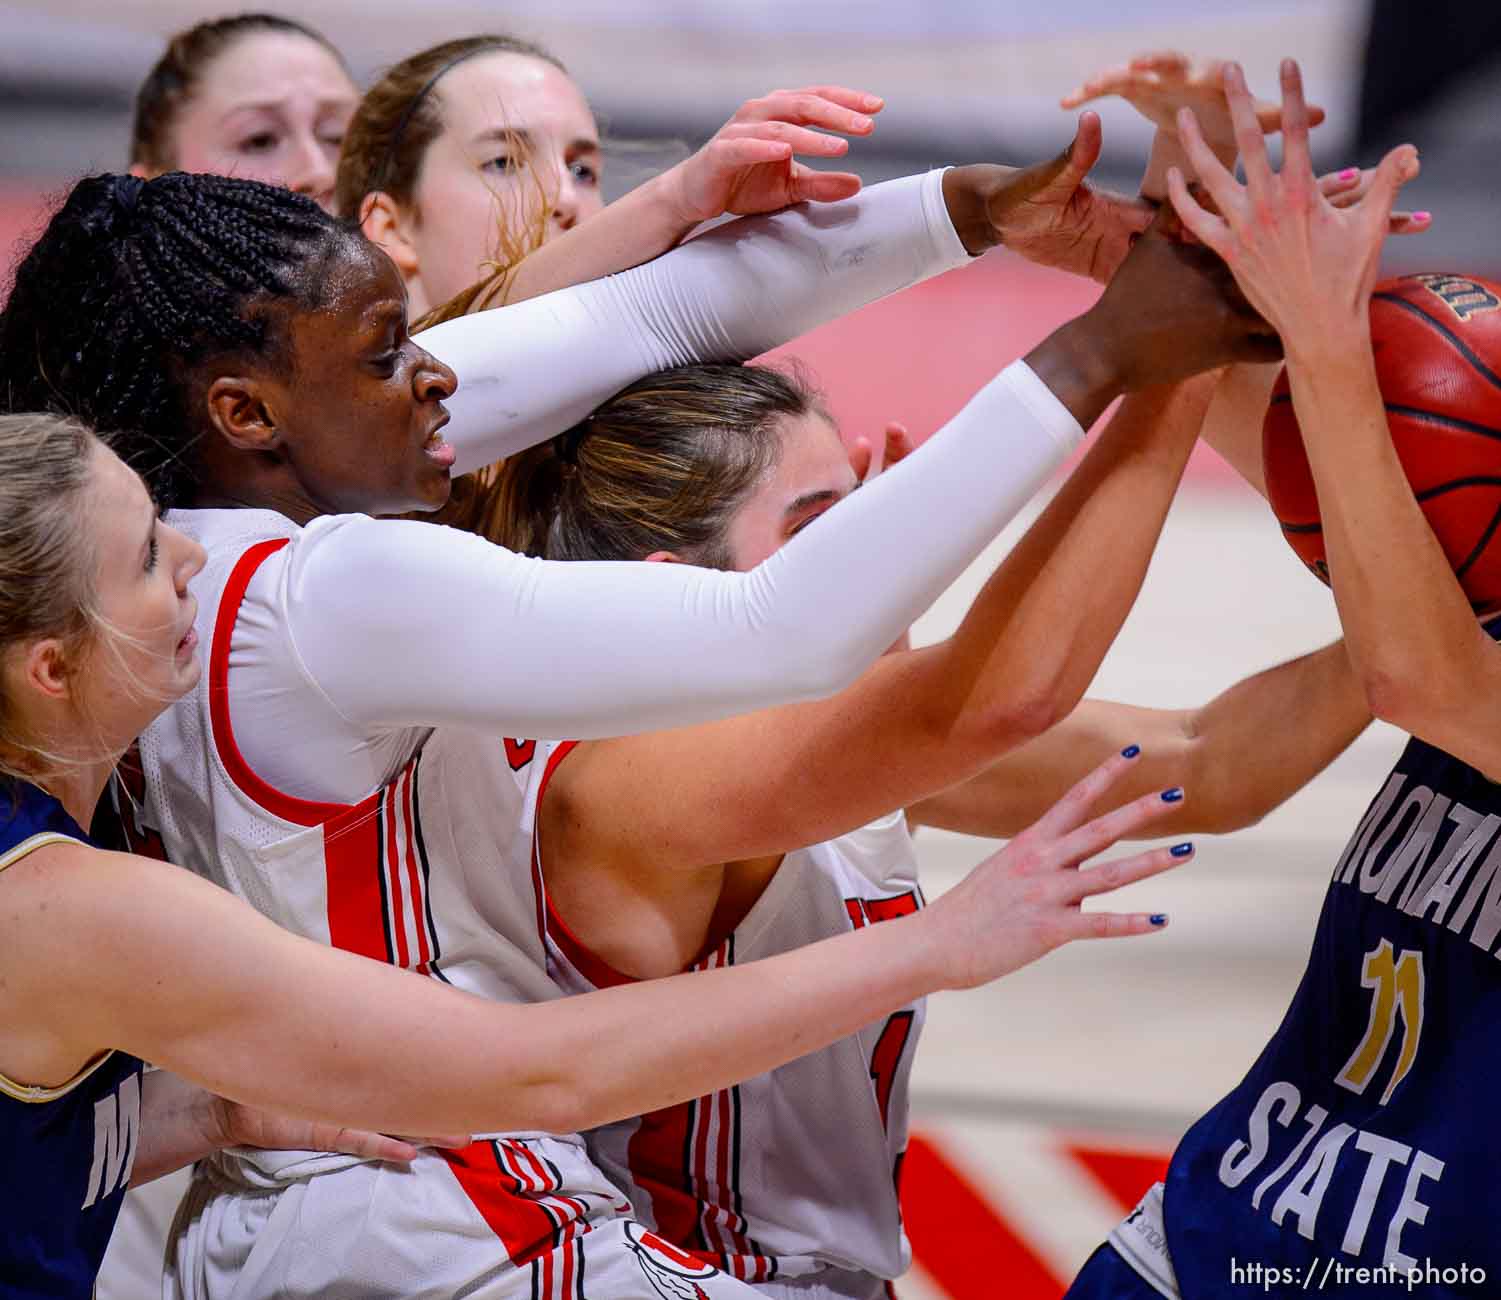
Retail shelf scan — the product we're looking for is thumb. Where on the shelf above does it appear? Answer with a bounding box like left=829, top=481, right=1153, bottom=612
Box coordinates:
left=1060, top=112, right=1103, bottom=186
left=1018, top=112, right=1102, bottom=203
left=1364, top=144, right=1419, bottom=229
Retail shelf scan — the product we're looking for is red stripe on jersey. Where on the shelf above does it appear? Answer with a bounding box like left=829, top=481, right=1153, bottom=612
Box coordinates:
left=1063, top=1142, right=1171, bottom=1214
left=901, top=1133, right=1063, bottom=1298
left=443, top=1140, right=581, bottom=1269
left=209, top=540, right=350, bottom=827
left=870, top=1010, right=916, bottom=1133
left=322, top=794, right=388, bottom=962
left=626, top=1099, right=704, bottom=1253
left=383, top=784, right=412, bottom=970
left=401, top=766, right=431, bottom=969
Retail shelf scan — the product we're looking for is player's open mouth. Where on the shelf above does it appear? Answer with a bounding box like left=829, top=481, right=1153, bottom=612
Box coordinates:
left=422, top=411, right=455, bottom=469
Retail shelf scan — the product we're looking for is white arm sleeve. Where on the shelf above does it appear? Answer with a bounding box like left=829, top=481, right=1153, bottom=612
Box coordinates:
left=423, top=171, right=969, bottom=474
left=288, top=361, right=1083, bottom=740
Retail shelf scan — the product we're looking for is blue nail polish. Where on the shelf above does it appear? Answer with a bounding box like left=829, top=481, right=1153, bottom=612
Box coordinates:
left=1121, top=744, right=1141, bottom=760
left=1161, top=787, right=1184, bottom=803
left=1149, top=913, right=1168, bottom=926
left=1171, top=842, right=1194, bottom=857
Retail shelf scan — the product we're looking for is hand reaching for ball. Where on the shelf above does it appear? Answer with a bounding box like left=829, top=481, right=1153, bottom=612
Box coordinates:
left=1166, top=59, right=1421, bottom=354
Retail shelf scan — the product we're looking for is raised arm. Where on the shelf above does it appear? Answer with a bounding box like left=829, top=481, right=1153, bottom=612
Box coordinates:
left=911, top=640, right=1369, bottom=838
left=6, top=761, right=1183, bottom=1140
left=489, top=86, right=884, bottom=310
left=423, top=120, right=1218, bottom=471
left=1166, top=63, right=1501, bottom=777
left=1063, top=51, right=1428, bottom=498
left=543, top=230, right=1288, bottom=869
left=290, top=210, right=1273, bottom=743
left=423, top=169, right=970, bottom=470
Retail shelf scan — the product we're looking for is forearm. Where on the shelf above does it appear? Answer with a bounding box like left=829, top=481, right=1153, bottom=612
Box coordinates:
left=934, top=375, right=1216, bottom=746
left=130, top=878, right=946, bottom=1139
left=1178, top=639, right=1370, bottom=831
left=914, top=641, right=1368, bottom=838
left=1287, top=339, right=1491, bottom=727
left=299, top=364, right=1082, bottom=739
left=1140, top=131, right=1236, bottom=203
left=1199, top=361, right=1279, bottom=496
left=130, top=1070, right=224, bottom=1187
left=504, top=171, right=693, bottom=306
left=911, top=699, right=1196, bottom=836
left=427, top=171, right=970, bottom=472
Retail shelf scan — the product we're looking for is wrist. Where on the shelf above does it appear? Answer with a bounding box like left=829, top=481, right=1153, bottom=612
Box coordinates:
left=1025, top=315, right=1127, bottom=430
left=942, top=164, right=1014, bottom=257
left=1284, top=322, right=1376, bottom=381
left=637, top=166, right=701, bottom=242
left=899, top=906, right=958, bottom=996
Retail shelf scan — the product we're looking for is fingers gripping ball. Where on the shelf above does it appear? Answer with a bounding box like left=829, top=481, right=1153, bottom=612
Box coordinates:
left=1264, top=273, right=1501, bottom=609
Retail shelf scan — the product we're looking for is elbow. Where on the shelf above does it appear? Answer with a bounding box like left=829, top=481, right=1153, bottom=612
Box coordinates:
left=1358, top=661, right=1445, bottom=734
left=521, top=1084, right=601, bottom=1139
left=963, top=682, right=1073, bottom=756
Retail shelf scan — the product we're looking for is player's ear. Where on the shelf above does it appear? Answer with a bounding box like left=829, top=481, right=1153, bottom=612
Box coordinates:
left=361, top=191, right=420, bottom=279
left=643, top=550, right=686, bottom=564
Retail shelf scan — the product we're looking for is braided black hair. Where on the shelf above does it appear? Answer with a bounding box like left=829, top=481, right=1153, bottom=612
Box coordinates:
left=0, top=171, right=358, bottom=508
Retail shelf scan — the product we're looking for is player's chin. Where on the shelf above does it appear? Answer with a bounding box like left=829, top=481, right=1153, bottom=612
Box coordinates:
left=394, top=468, right=454, bottom=517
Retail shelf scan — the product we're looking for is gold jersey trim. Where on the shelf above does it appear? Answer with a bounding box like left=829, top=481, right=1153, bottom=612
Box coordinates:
left=0, top=830, right=116, bottom=1102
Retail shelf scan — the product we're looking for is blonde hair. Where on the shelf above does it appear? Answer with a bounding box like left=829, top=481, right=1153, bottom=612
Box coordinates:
left=0, top=413, right=107, bottom=784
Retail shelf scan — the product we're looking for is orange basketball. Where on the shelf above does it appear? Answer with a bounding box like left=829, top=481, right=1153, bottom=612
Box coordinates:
left=1263, top=273, right=1501, bottom=610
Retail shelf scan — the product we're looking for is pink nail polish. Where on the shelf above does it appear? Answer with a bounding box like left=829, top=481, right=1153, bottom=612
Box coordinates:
left=1339, top=168, right=1358, bottom=181
left=1413, top=211, right=1431, bottom=221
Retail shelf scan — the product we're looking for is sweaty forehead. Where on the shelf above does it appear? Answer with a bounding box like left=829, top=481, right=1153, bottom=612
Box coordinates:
left=310, top=236, right=402, bottom=314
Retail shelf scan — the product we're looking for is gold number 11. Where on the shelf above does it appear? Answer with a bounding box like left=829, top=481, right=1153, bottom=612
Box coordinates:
left=1336, top=939, right=1424, bottom=1106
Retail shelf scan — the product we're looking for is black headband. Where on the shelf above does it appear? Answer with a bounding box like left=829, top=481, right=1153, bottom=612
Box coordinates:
left=377, top=45, right=496, bottom=191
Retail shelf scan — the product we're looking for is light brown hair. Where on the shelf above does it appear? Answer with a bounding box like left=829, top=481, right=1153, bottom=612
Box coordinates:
left=489, top=363, right=826, bottom=568
left=336, top=34, right=567, bottom=323
left=130, top=13, right=348, bottom=172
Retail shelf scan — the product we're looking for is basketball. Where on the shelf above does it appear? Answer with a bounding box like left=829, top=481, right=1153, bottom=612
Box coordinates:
left=1264, top=273, right=1501, bottom=609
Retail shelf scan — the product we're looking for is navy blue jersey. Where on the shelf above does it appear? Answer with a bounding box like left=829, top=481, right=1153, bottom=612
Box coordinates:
left=0, top=782, right=143, bottom=1298
left=1165, top=623, right=1501, bottom=1299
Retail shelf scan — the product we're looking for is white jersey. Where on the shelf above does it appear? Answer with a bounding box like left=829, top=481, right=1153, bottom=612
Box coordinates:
left=135, top=173, right=1082, bottom=1296
left=139, top=505, right=571, bottom=1079
left=544, top=787, right=925, bottom=1292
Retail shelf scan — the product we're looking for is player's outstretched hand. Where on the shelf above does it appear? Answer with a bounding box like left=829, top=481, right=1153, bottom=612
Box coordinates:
left=1062, top=51, right=1323, bottom=167
left=210, top=1094, right=468, bottom=1164
left=662, top=86, right=882, bottom=227
left=1086, top=201, right=1282, bottom=388
left=925, top=749, right=1191, bottom=992
left=1319, top=166, right=1430, bottom=234
left=1167, top=60, right=1420, bottom=349
left=949, top=113, right=1155, bottom=282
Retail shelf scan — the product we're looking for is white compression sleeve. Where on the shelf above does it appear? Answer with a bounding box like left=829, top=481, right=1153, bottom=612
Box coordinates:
left=423, top=171, right=970, bottom=475
left=288, top=361, right=1084, bottom=739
